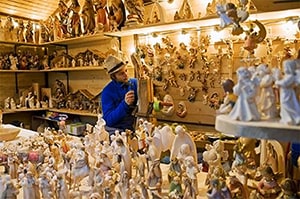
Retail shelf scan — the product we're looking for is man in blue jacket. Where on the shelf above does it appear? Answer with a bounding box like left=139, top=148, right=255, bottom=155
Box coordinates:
left=101, top=55, right=138, bottom=135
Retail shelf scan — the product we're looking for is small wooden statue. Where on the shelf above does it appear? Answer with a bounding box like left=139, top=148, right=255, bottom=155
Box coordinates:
left=257, top=166, right=281, bottom=198
left=217, top=79, right=237, bottom=114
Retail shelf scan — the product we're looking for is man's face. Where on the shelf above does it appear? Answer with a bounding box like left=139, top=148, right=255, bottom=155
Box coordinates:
left=113, top=66, right=129, bottom=83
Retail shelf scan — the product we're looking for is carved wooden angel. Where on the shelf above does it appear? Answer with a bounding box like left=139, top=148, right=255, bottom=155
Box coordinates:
left=170, top=125, right=197, bottom=164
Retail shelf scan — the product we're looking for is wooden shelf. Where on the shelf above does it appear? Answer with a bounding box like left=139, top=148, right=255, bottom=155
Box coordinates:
left=0, top=33, right=110, bottom=47
left=104, top=8, right=300, bottom=37
left=0, top=40, right=47, bottom=46
left=215, top=114, right=300, bottom=143
left=105, top=18, right=219, bottom=37
left=0, top=66, right=105, bottom=73
left=49, top=108, right=97, bottom=117
left=47, top=33, right=110, bottom=45
left=32, top=115, right=59, bottom=122
left=3, top=108, right=97, bottom=118
left=0, top=69, right=48, bottom=73
left=49, top=66, right=105, bottom=72
left=3, top=108, right=48, bottom=114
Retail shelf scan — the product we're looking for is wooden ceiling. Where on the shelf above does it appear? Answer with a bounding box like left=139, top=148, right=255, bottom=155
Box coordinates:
left=0, top=0, right=59, bottom=21
left=251, top=0, right=300, bottom=12
left=0, top=0, right=298, bottom=21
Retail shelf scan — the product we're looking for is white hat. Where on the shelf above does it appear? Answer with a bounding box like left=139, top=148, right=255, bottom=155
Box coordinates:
left=104, top=55, right=126, bottom=74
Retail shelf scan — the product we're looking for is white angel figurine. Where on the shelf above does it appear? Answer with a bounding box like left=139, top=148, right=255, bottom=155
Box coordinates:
left=275, top=59, right=300, bottom=125
left=229, top=66, right=261, bottom=121
left=257, top=64, right=277, bottom=119
left=170, top=125, right=197, bottom=163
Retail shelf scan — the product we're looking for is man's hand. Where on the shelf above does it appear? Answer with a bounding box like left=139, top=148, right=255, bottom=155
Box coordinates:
left=125, top=90, right=135, bottom=105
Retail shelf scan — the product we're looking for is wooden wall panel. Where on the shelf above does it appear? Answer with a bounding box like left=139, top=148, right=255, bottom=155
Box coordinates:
left=47, top=70, right=109, bottom=96
left=0, top=73, right=16, bottom=105
left=16, top=73, right=46, bottom=90
left=0, top=73, right=45, bottom=106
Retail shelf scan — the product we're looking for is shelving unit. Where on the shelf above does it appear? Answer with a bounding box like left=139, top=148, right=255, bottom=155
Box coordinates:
left=1, top=6, right=300, bottom=131
left=104, top=8, right=300, bottom=37
left=0, top=34, right=111, bottom=129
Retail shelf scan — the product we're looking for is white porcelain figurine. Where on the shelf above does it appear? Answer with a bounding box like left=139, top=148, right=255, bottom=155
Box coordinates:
left=229, top=66, right=261, bottom=121
left=275, top=59, right=300, bottom=125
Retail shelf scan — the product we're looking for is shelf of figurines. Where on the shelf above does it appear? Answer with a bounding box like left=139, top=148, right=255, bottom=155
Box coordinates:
left=214, top=57, right=300, bottom=144
left=0, top=66, right=105, bottom=73
left=216, top=114, right=300, bottom=143
left=0, top=32, right=110, bottom=46
left=48, top=108, right=98, bottom=117
left=2, top=108, right=48, bottom=114
left=2, top=108, right=98, bottom=117
left=104, top=8, right=300, bottom=37
left=0, top=114, right=298, bottom=198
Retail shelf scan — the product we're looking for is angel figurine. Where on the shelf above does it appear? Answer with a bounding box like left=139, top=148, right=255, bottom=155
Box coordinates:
left=170, top=125, right=197, bottom=163
left=229, top=66, right=261, bottom=121
left=275, top=59, right=300, bottom=125
left=256, top=64, right=277, bottom=120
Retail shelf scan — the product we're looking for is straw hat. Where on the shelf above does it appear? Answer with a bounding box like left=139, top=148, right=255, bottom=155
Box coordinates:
left=104, top=55, right=126, bottom=75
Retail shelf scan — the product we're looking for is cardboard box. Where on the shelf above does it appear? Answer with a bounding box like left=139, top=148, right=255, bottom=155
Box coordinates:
left=66, top=123, right=86, bottom=136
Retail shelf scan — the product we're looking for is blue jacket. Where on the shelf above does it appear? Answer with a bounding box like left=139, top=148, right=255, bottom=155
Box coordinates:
left=101, top=78, right=138, bottom=131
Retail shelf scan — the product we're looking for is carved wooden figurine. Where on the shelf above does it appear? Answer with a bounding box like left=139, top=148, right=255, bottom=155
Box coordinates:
left=257, top=166, right=281, bottom=198
left=81, top=0, right=96, bottom=34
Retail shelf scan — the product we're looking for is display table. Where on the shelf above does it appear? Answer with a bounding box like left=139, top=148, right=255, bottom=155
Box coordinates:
left=215, top=114, right=300, bottom=143
left=0, top=124, right=38, bottom=146
left=1, top=124, right=37, bottom=137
